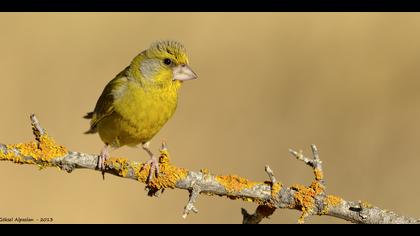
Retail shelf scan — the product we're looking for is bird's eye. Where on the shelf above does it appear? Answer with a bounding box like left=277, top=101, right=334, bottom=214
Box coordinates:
left=163, top=58, right=172, bottom=65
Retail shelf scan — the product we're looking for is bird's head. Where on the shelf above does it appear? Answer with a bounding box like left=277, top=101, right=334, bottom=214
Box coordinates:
left=129, top=40, right=198, bottom=86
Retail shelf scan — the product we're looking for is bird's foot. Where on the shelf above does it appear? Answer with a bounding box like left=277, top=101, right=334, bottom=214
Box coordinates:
left=98, top=145, right=110, bottom=171
left=142, top=155, right=160, bottom=182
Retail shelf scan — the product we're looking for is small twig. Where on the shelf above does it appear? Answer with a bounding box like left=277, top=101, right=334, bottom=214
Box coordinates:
left=30, top=114, right=45, bottom=138
left=290, top=145, right=324, bottom=183
left=289, top=149, right=314, bottom=167
left=265, top=165, right=276, bottom=184
left=182, top=184, right=200, bottom=219
left=289, top=145, right=322, bottom=170
left=311, top=145, right=320, bottom=161
left=310, top=144, right=322, bottom=171
left=264, top=164, right=280, bottom=203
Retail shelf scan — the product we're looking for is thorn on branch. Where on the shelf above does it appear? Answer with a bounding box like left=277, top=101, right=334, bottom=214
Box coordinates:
left=30, top=114, right=45, bottom=139
left=182, top=183, right=200, bottom=219
left=265, top=165, right=276, bottom=184
left=265, top=164, right=281, bottom=201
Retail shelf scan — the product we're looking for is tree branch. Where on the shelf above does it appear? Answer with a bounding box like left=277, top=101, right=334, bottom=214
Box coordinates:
left=0, top=114, right=419, bottom=224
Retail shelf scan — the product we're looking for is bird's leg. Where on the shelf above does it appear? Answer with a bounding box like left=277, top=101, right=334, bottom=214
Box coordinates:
left=141, top=141, right=159, bottom=182
left=98, top=144, right=110, bottom=171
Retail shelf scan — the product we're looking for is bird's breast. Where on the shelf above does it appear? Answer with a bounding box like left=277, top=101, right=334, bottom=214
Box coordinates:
left=112, top=82, right=179, bottom=144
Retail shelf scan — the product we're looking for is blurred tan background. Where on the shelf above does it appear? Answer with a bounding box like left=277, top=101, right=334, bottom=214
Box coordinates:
left=0, top=13, right=420, bottom=224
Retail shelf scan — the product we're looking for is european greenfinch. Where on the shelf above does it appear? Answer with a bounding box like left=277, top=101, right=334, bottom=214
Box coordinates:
left=84, top=40, right=197, bottom=180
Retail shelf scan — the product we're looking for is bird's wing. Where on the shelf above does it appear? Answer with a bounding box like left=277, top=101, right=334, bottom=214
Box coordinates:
left=84, top=67, right=130, bottom=134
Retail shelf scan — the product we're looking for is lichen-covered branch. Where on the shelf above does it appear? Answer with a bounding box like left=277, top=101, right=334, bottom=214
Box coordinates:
left=0, top=114, right=419, bottom=224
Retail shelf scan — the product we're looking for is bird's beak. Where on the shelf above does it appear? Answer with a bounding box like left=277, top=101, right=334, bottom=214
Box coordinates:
left=173, top=64, right=198, bottom=81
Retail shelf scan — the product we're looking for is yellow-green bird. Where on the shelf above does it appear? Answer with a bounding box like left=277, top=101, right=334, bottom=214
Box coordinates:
left=84, top=40, right=197, bottom=180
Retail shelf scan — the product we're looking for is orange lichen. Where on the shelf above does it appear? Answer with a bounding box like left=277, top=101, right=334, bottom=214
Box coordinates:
left=216, top=174, right=260, bottom=193
left=200, top=168, right=209, bottom=175
left=271, top=182, right=282, bottom=198
left=0, top=146, right=29, bottom=163
left=291, top=184, right=315, bottom=212
left=134, top=149, right=188, bottom=191
left=314, top=168, right=324, bottom=181
left=107, top=157, right=130, bottom=177
left=310, top=180, right=325, bottom=195
left=321, top=195, right=343, bottom=214
left=223, top=194, right=264, bottom=205
left=326, top=195, right=342, bottom=207
left=0, top=134, right=67, bottom=165
left=291, top=180, right=325, bottom=223
left=360, top=200, right=373, bottom=209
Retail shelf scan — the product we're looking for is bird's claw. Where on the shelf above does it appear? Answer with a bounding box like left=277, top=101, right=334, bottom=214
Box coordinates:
left=98, top=147, right=110, bottom=171
left=142, top=156, right=160, bottom=182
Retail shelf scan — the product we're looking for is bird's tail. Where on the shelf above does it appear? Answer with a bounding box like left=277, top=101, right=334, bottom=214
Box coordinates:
left=83, top=112, right=97, bottom=134
left=84, top=128, right=97, bottom=134
left=83, top=112, right=94, bottom=119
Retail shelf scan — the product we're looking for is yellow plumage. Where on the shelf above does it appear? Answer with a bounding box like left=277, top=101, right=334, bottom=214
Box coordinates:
left=84, top=40, right=197, bottom=179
